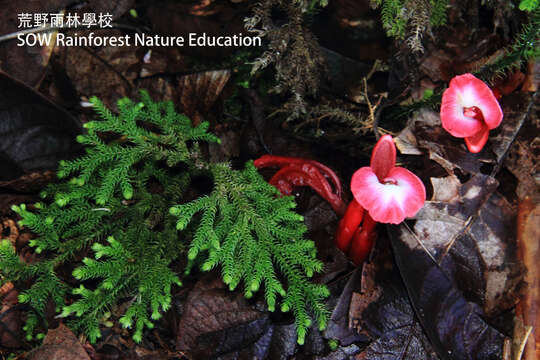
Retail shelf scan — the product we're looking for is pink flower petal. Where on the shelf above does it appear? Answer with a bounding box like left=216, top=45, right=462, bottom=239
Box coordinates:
left=370, top=135, right=396, bottom=180
left=464, top=123, right=490, bottom=153
left=351, top=167, right=426, bottom=224
left=440, top=74, right=503, bottom=138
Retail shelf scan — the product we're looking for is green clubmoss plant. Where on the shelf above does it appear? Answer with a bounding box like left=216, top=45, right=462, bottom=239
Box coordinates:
left=0, top=91, right=329, bottom=345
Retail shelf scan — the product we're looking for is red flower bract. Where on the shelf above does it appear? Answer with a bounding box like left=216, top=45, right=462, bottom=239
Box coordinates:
left=440, top=73, right=503, bottom=153
left=350, top=135, right=426, bottom=224
left=254, top=155, right=346, bottom=216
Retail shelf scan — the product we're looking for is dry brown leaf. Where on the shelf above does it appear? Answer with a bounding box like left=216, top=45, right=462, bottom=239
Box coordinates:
left=59, top=29, right=141, bottom=107
left=26, top=323, right=91, bottom=360
left=0, top=171, right=56, bottom=193
left=412, top=173, right=522, bottom=316
left=514, top=198, right=540, bottom=360
left=0, top=285, right=23, bottom=348
left=430, top=175, right=461, bottom=203
left=176, top=275, right=267, bottom=358
left=0, top=1, right=70, bottom=87
left=178, top=69, right=230, bottom=124
left=521, top=60, right=540, bottom=92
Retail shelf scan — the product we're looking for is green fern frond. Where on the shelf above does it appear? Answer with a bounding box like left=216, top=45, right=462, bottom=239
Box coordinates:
left=171, top=161, right=329, bottom=345
left=1, top=91, right=328, bottom=346
left=520, top=0, right=539, bottom=11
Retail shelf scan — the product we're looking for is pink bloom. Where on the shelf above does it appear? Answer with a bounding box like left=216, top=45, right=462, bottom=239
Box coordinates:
left=350, top=135, right=426, bottom=224
left=440, top=73, right=503, bottom=153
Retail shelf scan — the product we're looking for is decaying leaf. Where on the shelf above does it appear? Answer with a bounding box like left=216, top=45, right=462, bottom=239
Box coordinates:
left=0, top=171, right=56, bottom=193
left=0, top=1, right=69, bottom=87
left=0, top=72, right=81, bottom=180
left=176, top=275, right=269, bottom=358
left=323, top=269, right=366, bottom=346
left=514, top=198, right=540, bottom=360
left=489, top=93, right=538, bottom=165
left=521, top=60, right=540, bottom=92
left=0, top=284, right=23, bottom=348
left=389, top=224, right=507, bottom=359
left=60, top=31, right=141, bottom=107
left=430, top=175, right=461, bottom=203
left=25, top=323, right=91, bottom=360
left=414, top=173, right=522, bottom=316
left=178, top=69, right=231, bottom=124
left=353, top=239, right=438, bottom=360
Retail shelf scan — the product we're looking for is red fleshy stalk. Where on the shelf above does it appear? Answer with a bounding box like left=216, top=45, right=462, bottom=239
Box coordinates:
left=334, top=201, right=377, bottom=265
left=334, top=199, right=364, bottom=252
left=349, top=214, right=377, bottom=265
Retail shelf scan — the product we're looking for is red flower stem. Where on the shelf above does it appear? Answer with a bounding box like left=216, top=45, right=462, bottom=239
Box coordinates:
left=334, top=199, right=364, bottom=252
left=348, top=213, right=377, bottom=265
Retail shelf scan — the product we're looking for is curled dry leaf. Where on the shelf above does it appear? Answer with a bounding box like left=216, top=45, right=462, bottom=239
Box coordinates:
left=395, top=108, right=483, bottom=174
left=508, top=104, right=540, bottom=360
left=521, top=60, right=540, bottom=92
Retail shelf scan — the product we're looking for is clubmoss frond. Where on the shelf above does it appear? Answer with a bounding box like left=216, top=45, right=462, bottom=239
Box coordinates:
left=1, top=91, right=328, bottom=345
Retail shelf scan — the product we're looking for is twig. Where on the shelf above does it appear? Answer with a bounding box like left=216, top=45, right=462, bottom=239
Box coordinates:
left=0, top=24, right=58, bottom=43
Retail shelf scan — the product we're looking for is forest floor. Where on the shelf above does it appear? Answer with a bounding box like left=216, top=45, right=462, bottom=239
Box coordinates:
left=0, top=0, right=538, bottom=359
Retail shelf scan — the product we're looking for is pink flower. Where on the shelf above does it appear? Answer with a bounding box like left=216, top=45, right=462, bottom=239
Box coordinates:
left=440, top=73, right=503, bottom=153
left=350, top=135, right=426, bottom=224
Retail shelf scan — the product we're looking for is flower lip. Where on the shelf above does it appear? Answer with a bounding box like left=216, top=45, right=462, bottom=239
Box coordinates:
left=350, top=136, right=426, bottom=224
left=464, top=123, right=490, bottom=153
